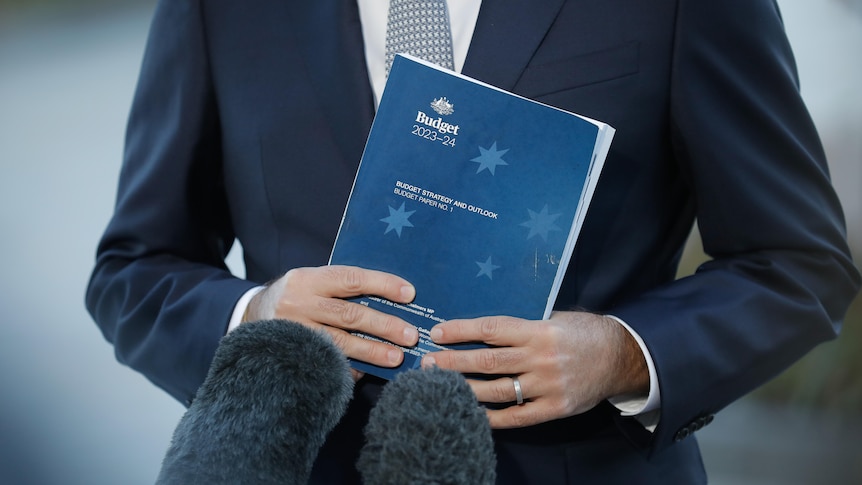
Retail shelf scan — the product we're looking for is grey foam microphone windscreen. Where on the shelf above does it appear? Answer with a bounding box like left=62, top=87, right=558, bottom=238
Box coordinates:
left=156, top=319, right=353, bottom=485
left=358, top=367, right=497, bottom=485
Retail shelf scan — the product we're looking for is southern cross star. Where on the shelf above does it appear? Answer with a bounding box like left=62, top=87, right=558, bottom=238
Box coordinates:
left=470, top=142, right=509, bottom=175
left=520, top=204, right=562, bottom=241
left=475, top=255, right=501, bottom=280
left=380, top=202, right=415, bottom=237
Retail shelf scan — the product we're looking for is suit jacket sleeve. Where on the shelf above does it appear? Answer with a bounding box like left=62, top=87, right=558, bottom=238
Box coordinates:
left=85, top=0, right=258, bottom=405
left=608, top=0, right=860, bottom=453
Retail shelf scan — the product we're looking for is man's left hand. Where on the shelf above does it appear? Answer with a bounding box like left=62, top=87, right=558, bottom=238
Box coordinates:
left=421, top=311, right=649, bottom=428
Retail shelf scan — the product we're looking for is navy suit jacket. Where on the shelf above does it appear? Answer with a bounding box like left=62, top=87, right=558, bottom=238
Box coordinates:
left=87, top=0, right=859, bottom=483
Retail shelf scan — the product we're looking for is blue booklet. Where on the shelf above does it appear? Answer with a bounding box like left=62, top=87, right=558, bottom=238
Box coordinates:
left=330, top=55, right=615, bottom=380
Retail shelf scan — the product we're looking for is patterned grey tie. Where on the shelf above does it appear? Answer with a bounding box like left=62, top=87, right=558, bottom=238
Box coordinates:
left=385, top=0, right=455, bottom=76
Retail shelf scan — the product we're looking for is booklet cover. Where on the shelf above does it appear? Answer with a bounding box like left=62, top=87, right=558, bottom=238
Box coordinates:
left=329, top=55, right=615, bottom=380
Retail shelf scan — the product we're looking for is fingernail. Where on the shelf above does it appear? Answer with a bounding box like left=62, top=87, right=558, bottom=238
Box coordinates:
left=422, top=355, right=436, bottom=368
left=400, top=285, right=415, bottom=301
left=430, top=327, right=442, bottom=342
left=388, top=349, right=403, bottom=365
left=404, top=326, right=419, bottom=344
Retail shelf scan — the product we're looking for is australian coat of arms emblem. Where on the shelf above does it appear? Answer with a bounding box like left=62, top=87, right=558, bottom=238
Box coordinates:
left=430, top=97, right=454, bottom=116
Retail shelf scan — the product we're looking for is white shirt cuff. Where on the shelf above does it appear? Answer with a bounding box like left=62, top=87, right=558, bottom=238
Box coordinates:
left=226, top=286, right=265, bottom=334
left=605, top=315, right=661, bottom=431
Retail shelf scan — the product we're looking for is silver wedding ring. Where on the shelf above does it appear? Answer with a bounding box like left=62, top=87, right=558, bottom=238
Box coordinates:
left=513, top=376, right=524, bottom=405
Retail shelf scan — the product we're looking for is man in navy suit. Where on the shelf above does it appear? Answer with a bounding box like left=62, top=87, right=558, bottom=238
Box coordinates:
left=87, top=0, right=859, bottom=483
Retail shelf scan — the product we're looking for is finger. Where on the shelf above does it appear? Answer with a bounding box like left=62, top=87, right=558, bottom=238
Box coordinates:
left=422, top=346, right=528, bottom=375
left=321, top=325, right=406, bottom=368
left=303, top=295, right=419, bottom=347
left=431, top=316, right=531, bottom=347
left=485, top=398, right=562, bottom=429
left=298, top=265, right=416, bottom=303
left=484, top=379, right=598, bottom=429
left=467, top=376, right=534, bottom=405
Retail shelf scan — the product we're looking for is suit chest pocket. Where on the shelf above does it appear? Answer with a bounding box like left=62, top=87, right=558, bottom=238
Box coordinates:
left=515, top=41, right=640, bottom=98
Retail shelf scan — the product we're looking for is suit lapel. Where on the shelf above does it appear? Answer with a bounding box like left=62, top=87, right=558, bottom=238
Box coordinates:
left=287, top=0, right=375, bottom=169
left=463, top=0, right=567, bottom=91
left=278, top=0, right=566, bottom=164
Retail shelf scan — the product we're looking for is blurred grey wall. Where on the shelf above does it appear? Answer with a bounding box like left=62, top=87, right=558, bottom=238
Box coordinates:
left=0, top=3, right=187, bottom=484
left=0, top=1, right=859, bottom=484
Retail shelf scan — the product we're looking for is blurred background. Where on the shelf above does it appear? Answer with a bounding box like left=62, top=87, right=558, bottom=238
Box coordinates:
left=0, top=0, right=859, bottom=483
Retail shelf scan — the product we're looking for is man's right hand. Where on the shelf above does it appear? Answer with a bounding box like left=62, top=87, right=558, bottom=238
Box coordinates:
left=243, top=265, right=419, bottom=376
